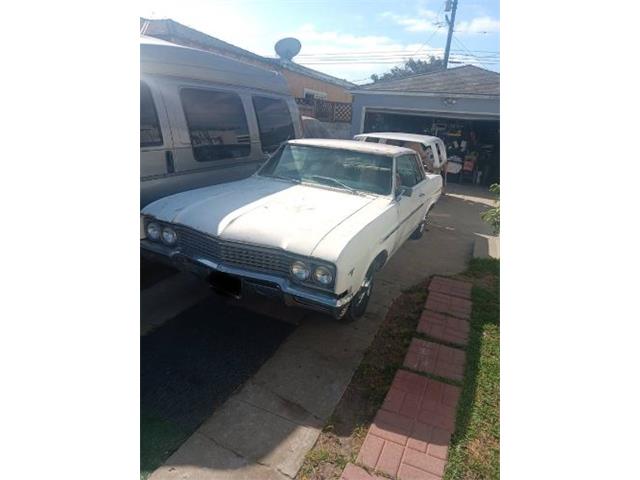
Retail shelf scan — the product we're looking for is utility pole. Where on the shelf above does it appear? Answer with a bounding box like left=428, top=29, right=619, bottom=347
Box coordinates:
left=443, top=0, right=459, bottom=69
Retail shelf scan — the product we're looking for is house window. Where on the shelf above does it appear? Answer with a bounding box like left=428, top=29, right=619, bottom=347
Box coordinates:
left=252, top=96, right=295, bottom=153
left=140, top=81, right=163, bottom=148
left=303, top=88, right=328, bottom=100
left=180, top=88, right=250, bottom=162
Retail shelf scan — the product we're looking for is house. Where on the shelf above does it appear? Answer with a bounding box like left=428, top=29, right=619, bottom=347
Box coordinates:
left=140, top=18, right=355, bottom=136
left=350, top=65, right=500, bottom=183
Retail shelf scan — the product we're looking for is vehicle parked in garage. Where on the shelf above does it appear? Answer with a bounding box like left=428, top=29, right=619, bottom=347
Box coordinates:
left=140, top=139, right=442, bottom=321
left=140, top=36, right=302, bottom=208
left=353, top=132, right=448, bottom=177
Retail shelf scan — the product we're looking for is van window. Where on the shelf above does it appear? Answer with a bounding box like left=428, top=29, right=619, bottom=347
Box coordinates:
left=180, top=88, right=250, bottom=162
left=140, top=82, right=163, bottom=148
left=364, top=137, right=380, bottom=143
left=252, top=96, right=295, bottom=153
left=396, top=154, right=424, bottom=187
left=386, top=139, right=403, bottom=146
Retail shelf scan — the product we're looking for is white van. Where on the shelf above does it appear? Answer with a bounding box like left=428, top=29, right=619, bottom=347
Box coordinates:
left=353, top=132, right=447, bottom=185
left=141, top=36, right=302, bottom=208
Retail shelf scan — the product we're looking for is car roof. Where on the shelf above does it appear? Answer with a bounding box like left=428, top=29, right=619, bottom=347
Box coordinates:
left=354, top=132, right=442, bottom=144
left=287, top=138, right=415, bottom=156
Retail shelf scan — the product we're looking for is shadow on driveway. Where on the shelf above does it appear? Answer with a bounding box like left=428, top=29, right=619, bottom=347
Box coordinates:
left=140, top=295, right=295, bottom=478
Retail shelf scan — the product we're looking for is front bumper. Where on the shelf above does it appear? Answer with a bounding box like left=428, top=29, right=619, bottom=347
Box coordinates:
left=141, top=240, right=354, bottom=318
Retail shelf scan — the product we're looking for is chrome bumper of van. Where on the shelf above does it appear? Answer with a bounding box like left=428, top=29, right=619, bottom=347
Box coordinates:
left=141, top=240, right=353, bottom=318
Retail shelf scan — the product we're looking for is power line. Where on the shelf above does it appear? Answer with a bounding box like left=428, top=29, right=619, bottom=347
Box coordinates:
left=451, top=36, right=497, bottom=69
left=297, top=48, right=499, bottom=56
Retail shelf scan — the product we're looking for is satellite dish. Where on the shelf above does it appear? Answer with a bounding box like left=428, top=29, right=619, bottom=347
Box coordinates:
left=274, top=37, right=302, bottom=61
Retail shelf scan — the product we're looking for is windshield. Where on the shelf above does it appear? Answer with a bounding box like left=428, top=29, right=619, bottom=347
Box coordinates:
left=259, top=144, right=393, bottom=195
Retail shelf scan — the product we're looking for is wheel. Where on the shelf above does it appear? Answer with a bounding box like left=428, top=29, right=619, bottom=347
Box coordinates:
left=340, top=257, right=384, bottom=322
left=410, top=210, right=430, bottom=240
left=342, top=274, right=374, bottom=322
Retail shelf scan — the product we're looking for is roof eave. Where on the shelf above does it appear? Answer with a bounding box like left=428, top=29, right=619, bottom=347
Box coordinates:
left=350, top=89, right=499, bottom=99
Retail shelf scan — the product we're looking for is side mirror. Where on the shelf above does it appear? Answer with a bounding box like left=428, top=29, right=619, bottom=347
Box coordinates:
left=395, top=186, right=413, bottom=199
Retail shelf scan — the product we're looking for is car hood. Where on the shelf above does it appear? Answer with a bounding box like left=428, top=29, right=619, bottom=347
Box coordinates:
left=142, top=176, right=379, bottom=257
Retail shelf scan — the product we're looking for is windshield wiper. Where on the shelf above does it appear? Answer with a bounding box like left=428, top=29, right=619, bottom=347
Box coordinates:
left=307, top=175, right=359, bottom=194
left=267, top=174, right=300, bottom=184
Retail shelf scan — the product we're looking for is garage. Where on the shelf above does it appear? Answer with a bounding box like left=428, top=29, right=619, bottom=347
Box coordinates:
left=351, top=65, right=500, bottom=185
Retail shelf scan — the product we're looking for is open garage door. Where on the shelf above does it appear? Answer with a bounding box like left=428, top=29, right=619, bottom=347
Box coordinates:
left=363, top=109, right=500, bottom=185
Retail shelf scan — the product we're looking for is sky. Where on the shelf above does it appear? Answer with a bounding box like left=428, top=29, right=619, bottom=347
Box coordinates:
left=139, top=0, right=499, bottom=84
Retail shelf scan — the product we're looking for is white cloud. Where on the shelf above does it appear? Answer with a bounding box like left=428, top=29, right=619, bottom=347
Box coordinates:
left=384, top=8, right=499, bottom=35
left=455, top=16, right=500, bottom=34
left=139, top=2, right=446, bottom=82
left=285, top=24, right=443, bottom=82
left=380, top=9, right=442, bottom=32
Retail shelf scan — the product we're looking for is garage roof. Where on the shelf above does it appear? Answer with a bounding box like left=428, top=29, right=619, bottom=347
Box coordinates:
left=355, top=65, right=499, bottom=97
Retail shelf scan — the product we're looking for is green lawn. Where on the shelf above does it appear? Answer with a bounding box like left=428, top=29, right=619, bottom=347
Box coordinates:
left=445, top=258, right=500, bottom=480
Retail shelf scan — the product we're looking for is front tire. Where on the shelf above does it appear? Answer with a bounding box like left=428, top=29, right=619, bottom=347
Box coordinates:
left=410, top=209, right=430, bottom=240
left=342, top=275, right=374, bottom=322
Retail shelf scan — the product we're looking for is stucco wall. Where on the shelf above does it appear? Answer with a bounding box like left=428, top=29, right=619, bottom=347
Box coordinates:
left=350, top=93, right=500, bottom=136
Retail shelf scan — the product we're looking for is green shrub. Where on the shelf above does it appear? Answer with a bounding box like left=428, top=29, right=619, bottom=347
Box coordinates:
left=480, top=183, right=500, bottom=234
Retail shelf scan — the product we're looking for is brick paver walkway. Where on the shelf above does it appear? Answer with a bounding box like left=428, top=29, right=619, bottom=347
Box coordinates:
left=424, top=292, right=472, bottom=320
left=428, top=276, right=472, bottom=300
left=416, top=310, right=469, bottom=346
left=342, top=276, right=472, bottom=480
left=356, top=370, right=460, bottom=479
left=403, top=338, right=466, bottom=382
left=340, top=463, right=386, bottom=480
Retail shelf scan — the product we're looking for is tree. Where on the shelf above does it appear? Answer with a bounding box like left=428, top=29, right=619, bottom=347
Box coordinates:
left=370, top=56, right=444, bottom=83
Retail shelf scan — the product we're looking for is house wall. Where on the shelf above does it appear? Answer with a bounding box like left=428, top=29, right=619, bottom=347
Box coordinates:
left=350, top=93, right=499, bottom=136
left=280, top=70, right=353, bottom=103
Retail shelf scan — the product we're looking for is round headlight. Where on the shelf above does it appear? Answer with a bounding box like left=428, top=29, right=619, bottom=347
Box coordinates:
left=313, top=266, right=333, bottom=285
left=146, top=222, right=161, bottom=241
left=291, top=261, right=310, bottom=281
left=161, top=227, right=177, bottom=245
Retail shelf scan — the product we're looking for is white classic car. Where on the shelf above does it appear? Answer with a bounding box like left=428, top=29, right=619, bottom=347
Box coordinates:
left=141, top=139, right=442, bottom=321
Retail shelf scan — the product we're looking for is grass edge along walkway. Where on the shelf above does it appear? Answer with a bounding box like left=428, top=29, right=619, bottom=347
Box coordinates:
left=298, top=257, right=499, bottom=480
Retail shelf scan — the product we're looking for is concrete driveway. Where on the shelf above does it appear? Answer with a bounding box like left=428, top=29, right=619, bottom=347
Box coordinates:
left=141, top=183, right=495, bottom=480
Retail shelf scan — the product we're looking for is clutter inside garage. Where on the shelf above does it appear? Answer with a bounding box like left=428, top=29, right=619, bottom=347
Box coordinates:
left=364, top=111, right=500, bottom=186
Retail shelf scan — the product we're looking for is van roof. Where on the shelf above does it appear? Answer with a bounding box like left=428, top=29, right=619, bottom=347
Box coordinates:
left=288, top=138, right=415, bottom=156
left=354, top=132, right=442, bottom=144
left=140, top=35, right=290, bottom=96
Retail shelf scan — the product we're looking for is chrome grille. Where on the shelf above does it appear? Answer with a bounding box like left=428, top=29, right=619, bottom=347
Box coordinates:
left=174, top=226, right=291, bottom=276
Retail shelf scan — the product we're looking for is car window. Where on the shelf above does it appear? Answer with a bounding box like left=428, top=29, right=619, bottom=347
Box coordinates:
left=180, top=88, right=250, bottom=162
left=435, top=141, right=446, bottom=161
left=396, top=154, right=424, bottom=187
left=303, top=117, right=330, bottom=138
left=252, top=96, right=296, bottom=153
left=364, top=137, right=380, bottom=143
left=386, top=139, right=403, bottom=146
left=140, top=81, right=163, bottom=148
left=413, top=155, right=426, bottom=181
left=423, top=145, right=436, bottom=172
left=259, top=144, right=393, bottom=195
